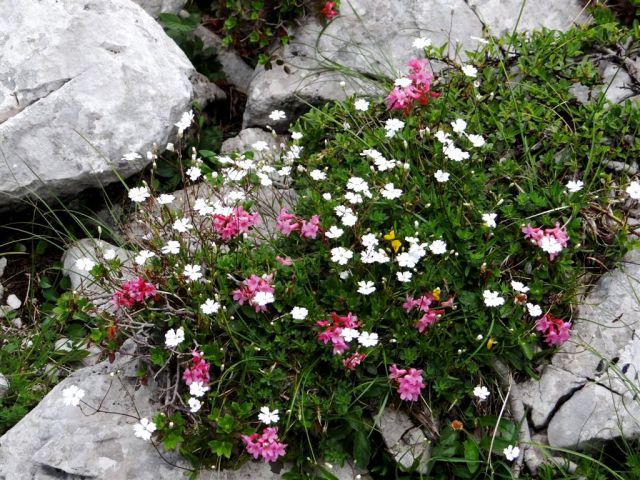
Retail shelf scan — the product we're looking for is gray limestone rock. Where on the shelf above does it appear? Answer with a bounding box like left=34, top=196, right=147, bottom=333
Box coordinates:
left=0, top=0, right=194, bottom=208
left=131, top=0, right=187, bottom=16
left=0, top=374, right=8, bottom=402
left=517, top=249, right=640, bottom=449
left=242, top=0, right=588, bottom=129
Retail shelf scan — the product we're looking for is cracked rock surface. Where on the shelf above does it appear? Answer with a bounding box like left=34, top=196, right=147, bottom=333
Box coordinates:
left=517, top=248, right=640, bottom=449
left=0, top=0, right=194, bottom=208
left=242, top=0, right=587, bottom=129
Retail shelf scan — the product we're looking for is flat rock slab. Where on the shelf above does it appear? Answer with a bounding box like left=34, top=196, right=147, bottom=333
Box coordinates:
left=517, top=248, right=640, bottom=449
left=242, top=0, right=587, bottom=129
left=131, top=0, right=186, bottom=16
left=0, top=0, right=194, bottom=207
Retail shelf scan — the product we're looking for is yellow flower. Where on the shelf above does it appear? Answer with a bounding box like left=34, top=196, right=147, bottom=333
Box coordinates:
left=384, top=230, right=402, bottom=252
left=432, top=287, right=441, bottom=301
left=487, top=337, right=498, bottom=350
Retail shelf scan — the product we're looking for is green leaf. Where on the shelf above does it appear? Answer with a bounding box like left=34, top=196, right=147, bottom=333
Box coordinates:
left=463, top=439, right=480, bottom=474
left=150, top=348, right=168, bottom=367
left=209, top=439, right=233, bottom=459
left=217, top=414, right=236, bottom=434
left=352, top=430, right=371, bottom=469
left=163, top=431, right=183, bottom=450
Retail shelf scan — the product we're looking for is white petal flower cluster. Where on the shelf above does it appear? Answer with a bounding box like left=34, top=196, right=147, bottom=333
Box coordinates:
left=360, top=148, right=397, bottom=172
left=165, top=327, right=185, bottom=348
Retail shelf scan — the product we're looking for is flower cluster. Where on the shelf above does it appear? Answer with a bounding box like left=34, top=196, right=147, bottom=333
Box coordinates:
left=535, top=313, right=571, bottom=346
left=522, top=222, right=570, bottom=260
left=232, top=274, right=276, bottom=312
left=242, top=427, right=287, bottom=462
left=317, top=312, right=378, bottom=355
left=389, top=364, right=425, bottom=401
left=387, top=59, right=438, bottom=112
left=212, top=207, right=260, bottom=242
left=182, top=351, right=210, bottom=398
left=276, top=208, right=322, bottom=239
left=403, top=291, right=454, bottom=333
left=112, top=277, right=157, bottom=309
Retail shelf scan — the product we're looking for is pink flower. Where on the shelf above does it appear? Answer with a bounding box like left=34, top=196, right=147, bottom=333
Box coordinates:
left=112, top=277, right=156, bottom=308
left=317, top=312, right=361, bottom=355
left=232, top=274, right=275, bottom=313
left=387, top=58, right=438, bottom=112
left=276, top=208, right=299, bottom=236
left=276, top=256, right=293, bottom=266
left=536, top=313, right=571, bottom=346
left=320, top=1, right=338, bottom=20
left=416, top=309, right=443, bottom=333
left=300, top=215, right=321, bottom=239
left=343, top=352, right=367, bottom=370
left=182, top=351, right=210, bottom=386
left=242, top=427, right=287, bottom=462
left=522, top=222, right=570, bottom=260
left=213, top=207, right=260, bottom=242
left=522, top=224, right=544, bottom=243
left=389, top=365, right=425, bottom=401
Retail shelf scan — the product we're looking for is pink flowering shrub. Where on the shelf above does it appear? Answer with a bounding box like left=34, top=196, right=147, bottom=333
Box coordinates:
left=389, top=364, right=426, bottom=402
left=387, top=59, right=439, bottom=112
left=317, top=312, right=360, bottom=355
left=343, top=352, right=366, bottom=370
left=182, top=351, right=210, bottom=386
left=522, top=222, right=570, bottom=260
left=242, top=427, right=287, bottom=462
left=403, top=292, right=454, bottom=333
left=276, top=208, right=322, bottom=239
left=213, top=207, right=260, bottom=242
left=535, top=313, right=571, bottom=346
left=112, top=277, right=157, bottom=308
left=232, top=274, right=276, bottom=312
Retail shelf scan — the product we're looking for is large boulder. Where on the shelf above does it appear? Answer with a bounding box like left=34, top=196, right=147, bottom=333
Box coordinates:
left=516, top=248, right=640, bottom=449
left=131, top=0, right=186, bottom=17
left=0, top=0, right=194, bottom=207
left=242, top=0, right=588, bottom=129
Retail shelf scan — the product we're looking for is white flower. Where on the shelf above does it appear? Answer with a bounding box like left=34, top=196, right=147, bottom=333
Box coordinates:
left=61, top=385, right=85, bottom=407
left=103, top=249, right=117, bottom=261
left=325, top=225, right=344, bottom=239
left=511, top=281, right=529, bottom=293
left=135, top=250, right=155, bottom=266
left=429, top=240, right=447, bottom=255
left=435, top=130, right=451, bottom=143
left=335, top=205, right=351, bottom=217
left=291, top=306, right=309, bottom=320
left=253, top=291, right=275, bottom=306
left=473, top=385, right=490, bottom=401
left=188, top=397, right=202, bottom=413
left=394, top=77, right=412, bottom=88
left=166, top=142, right=175, bottom=152
left=165, top=327, right=185, bottom=348
left=540, top=235, right=563, bottom=255
left=482, top=213, right=498, bottom=228
left=258, top=406, right=280, bottom=425
left=201, top=299, right=221, bottom=315
left=503, top=445, right=520, bottom=462
left=331, top=247, right=353, bottom=265
left=357, top=332, right=379, bottom=347
left=339, top=270, right=351, bottom=280
left=345, top=192, right=363, bottom=204
left=565, top=180, right=584, bottom=193
left=75, top=257, right=96, bottom=272
left=384, top=118, right=405, bottom=138
left=161, top=240, right=180, bottom=255
left=341, top=212, right=358, bottom=227
left=189, top=381, right=209, bottom=397
left=346, top=177, right=369, bottom=193
left=354, top=98, right=370, bottom=111
left=252, top=140, right=269, bottom=152
left=336, top=328, right=357, bottom=342
left=527, top=303, right=542, bottom=317
left=173, top=218, right=193, bottom=233
left=381, top=183, right=402, bottom=200
left=193, top=198, right=214, bottom=216
left=175, top=110, right=194, bottom=136
left=310, top=169, right=327, bottom=181
left=133, top=418, right=157, bottom=441
left=122, top=151, right=142, bottom=162
left=183, top=264, right=203, bottom=282
left=269, top=110, right=286, bottom=121
left=291, top=131, right=303, bottom=140
left=413, top=37, right=432, bottom=49
left=483, top=290, right=505, bottom=307
left=157, top=194, right=175, bottom=205
left=322, top=193, right=332, bottom=201
left=467, top=134, right=486, bottom=147
left=397, top=271, right=413, bottom=283
left=434, top=170, right=450, bottom=183
left=461, top=64, right=478, bottom=78
left=128, top=186, right=150, bottom=203
left=186, top=166, right=202, bottom=182
left=451, top=119, right=467, bottom=134
left=357, top=280, right=376, bottom=295
left=361, top=233, right=379, bottom=248
left=443, top=142, right=470, bottom=162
